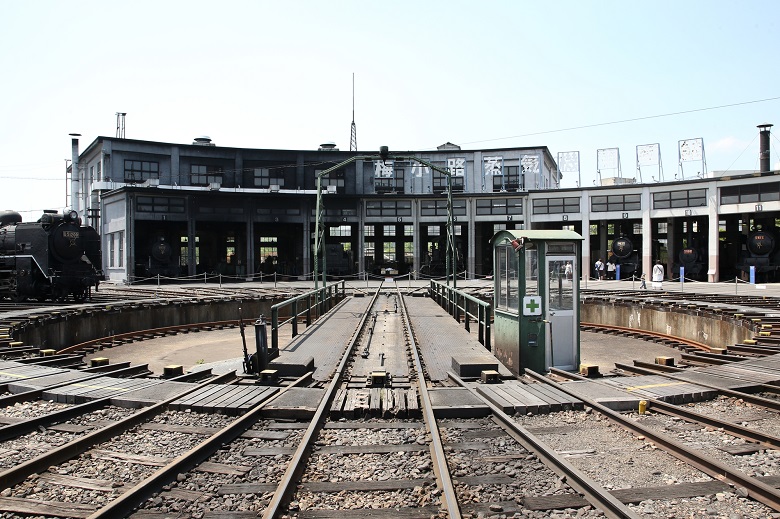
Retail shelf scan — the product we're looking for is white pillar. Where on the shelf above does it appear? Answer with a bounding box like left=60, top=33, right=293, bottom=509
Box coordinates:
left=707, top=183, right=719, bottom=281
left=641, top=186, right=652, bottom=280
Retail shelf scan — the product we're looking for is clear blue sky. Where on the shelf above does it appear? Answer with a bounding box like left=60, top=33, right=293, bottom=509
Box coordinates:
left=1, top=0, right=779, bottom=220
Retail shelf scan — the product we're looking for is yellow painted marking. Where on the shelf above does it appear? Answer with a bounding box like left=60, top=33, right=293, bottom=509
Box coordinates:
left=624, top=381, right=689, bottom=392
left=0, top=371, right=30, bottom=379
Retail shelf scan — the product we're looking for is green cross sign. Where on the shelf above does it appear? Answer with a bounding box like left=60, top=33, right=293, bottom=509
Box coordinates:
left=523, top=296, right=542, bottom=316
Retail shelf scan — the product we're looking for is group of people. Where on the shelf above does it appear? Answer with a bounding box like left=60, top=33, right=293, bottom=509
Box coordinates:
left=594, top=258, right=665, bottom=289
left=592, top=258, right=616, bottom=280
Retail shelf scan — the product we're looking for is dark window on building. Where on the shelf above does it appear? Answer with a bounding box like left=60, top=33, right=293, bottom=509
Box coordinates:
left=253, top=168, right=286, bottom=188
left=376, top=168, right=405, bottom=193
left=316, top=168, right=345, bottom=191
left=475, top=198, right=523, bottom=215
left=432, top=167, right=464, bottom=194
left=124, top=160, right=159, bottom=183
left=198, top=205, right=244, bottom=215
left=420, top=199, right=468, bottom=217
left=653, top=189, right=707, bottom=209
left=191, top=164, right=223, bottom=186
left=590, top=194, right=641, bottom=212
left=366, top=200, right=413, bottom=217
left=136, top=196, right=185, bottom=213
left=720, top=182, right=780, bottom=205
left=493, top=165, right=522, bottom=191
left=533, top=197, right=580, bottom=214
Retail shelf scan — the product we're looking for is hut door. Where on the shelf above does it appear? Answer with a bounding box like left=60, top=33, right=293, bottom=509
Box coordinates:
left=545, top=256, right=577, bottom=370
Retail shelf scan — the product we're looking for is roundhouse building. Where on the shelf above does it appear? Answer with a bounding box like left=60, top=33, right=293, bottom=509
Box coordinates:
left=68, top=131, right=780, bottom=284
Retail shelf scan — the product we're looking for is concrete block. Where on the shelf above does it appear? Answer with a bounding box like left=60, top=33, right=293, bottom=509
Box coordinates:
left=428, top=387, right=490, bottom=418
left=268, top=354, right=314, bottom=378
left=451, top=355, right=498, bottom=378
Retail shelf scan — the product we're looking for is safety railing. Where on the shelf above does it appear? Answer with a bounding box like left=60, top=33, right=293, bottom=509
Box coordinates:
left=269, top=280, right=346, bottom=350
left=428, top=280, right=492, bottom=351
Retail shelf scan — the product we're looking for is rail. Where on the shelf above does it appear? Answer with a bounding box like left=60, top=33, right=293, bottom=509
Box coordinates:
left=429, top=279, right=492, bottom=350
left=261, top=285, right=381, bottom=518
left=270, top=280, right=346, bottom=350
left=527, top=368, right=780, bottom=512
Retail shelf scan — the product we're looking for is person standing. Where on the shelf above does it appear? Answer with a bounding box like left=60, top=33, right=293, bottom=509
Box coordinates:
left=640, top=273, right=647, bottom=289
left=594, top=258, right=604, bottom=280
left=564, top=262, right=572, bottom=280
left=652, top=260, right=664, bottom=289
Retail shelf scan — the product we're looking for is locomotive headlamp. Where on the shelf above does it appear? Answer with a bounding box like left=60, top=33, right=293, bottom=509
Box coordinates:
left=68, top=210, right=78, bottom=222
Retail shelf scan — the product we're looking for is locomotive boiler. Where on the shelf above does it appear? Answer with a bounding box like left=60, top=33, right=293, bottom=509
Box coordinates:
left=0, top=210, right=103, bottom=302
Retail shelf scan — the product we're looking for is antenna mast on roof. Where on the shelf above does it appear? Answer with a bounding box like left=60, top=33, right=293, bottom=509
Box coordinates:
left=350, top=74, right=357, bottom=152
left=116, top=112, right=126, bottom=139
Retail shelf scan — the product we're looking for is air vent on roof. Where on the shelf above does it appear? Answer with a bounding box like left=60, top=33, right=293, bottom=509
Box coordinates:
left=193, top=136, right=215, bottom=146
left=319, top=142, right=338, bottom=151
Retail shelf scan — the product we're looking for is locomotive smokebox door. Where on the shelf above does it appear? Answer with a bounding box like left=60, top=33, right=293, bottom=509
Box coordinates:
left=491, top=230, right=583, bottom=375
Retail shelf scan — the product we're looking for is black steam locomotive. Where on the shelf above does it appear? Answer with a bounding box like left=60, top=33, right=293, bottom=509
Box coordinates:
left=610, top=235, right=640, bottom=279
left=737, top=228, right=780, bottom=281
left=0, top=210, right=103, bottom=302
left=673, top=246, right=706, bottom=281
left=138, top=236, right=180, bottom=279
left=324, top=243, right=354, bottom=276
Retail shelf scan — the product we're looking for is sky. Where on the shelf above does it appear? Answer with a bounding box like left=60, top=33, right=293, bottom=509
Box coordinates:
left=1, top=0, right=779, bottom=221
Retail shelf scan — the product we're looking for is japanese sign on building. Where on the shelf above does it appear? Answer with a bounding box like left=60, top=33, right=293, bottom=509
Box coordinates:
left=447, top=158, right=465, bottom=177
left=521, top=155, right=540, bottom=175
left=483, top=156, right=503, bottom=177
left=374, top=160, right=394, bottom=178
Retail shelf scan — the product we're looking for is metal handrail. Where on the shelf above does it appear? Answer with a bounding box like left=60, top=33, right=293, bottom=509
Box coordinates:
left=270, top=280, right=346, bottom=349
left=428, top=280, right=492, bottom=350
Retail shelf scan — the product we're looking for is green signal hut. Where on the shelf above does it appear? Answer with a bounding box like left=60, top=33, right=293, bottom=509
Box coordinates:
left=491, top=229, right=583, bottom=375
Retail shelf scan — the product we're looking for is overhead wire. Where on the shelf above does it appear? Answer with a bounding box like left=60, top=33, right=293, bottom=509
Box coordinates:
left=723, top=133, right=758, bottom=172
left=436, top=95, right=780, bottom=148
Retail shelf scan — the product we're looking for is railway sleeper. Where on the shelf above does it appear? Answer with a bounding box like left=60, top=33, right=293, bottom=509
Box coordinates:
left=331, top=387, right=420, bottom=419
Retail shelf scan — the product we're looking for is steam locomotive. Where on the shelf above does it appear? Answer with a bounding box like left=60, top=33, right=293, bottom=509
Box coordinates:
left=737, top=228, right=780, bottom=281
left=610, top=235, right=640, bottom=278
left=138, top=236, right=180, bottom=279
left=421, top=235, right=465, bottom=277
left=673, top=246, right=706, bottom=280
left=0, top=210, right=103, bottom=302
left=324, top=243, right=354, bottom=276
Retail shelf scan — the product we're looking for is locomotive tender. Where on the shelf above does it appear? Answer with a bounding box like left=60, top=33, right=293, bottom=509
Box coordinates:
left=0, top=210, right=103, bottom=302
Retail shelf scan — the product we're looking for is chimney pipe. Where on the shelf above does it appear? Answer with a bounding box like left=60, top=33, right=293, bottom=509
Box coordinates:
left=69, top=133, right=81, bottom=213
left=758, top=123, right=773, bottom=173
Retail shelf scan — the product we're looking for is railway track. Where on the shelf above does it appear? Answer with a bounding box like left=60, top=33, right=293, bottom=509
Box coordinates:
left=0, top=287, right=778, bottom=517
left=580, top=322, right=714, bottom=354
left=524, top=368, right=780, bottom=516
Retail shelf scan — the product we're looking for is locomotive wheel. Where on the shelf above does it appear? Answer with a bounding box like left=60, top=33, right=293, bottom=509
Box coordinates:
left=8, top=279, right=26, bottom=303
left=52, top=287, right=68, bottom=303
